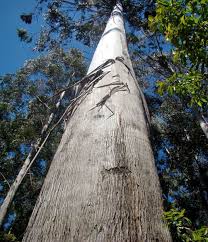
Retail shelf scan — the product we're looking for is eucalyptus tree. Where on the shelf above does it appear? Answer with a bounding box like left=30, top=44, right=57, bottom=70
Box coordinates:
left=2, top=0, right=206, bottom=240
left=23, top=1, right=171, bottom=241
left=2, top=0, right=158, bottom=235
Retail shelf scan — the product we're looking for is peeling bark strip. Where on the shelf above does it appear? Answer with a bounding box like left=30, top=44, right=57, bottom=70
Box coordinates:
left=23, top=2, right=172, bottom=242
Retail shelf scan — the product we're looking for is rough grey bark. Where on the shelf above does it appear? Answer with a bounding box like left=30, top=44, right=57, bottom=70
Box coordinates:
left=23, top=2, right=172, bottom=241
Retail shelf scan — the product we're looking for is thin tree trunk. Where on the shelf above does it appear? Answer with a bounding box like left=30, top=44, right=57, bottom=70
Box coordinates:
left=23, top=2, right=172, bottom=241
left=0, top=79, right=73, bottom=228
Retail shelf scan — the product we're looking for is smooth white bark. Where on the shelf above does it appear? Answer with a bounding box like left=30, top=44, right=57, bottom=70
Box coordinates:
left=88, top=3, right=128, bottom=72
left=199, top=117, right=208, bottom=139
left=23, top=2, right=171, bottom=241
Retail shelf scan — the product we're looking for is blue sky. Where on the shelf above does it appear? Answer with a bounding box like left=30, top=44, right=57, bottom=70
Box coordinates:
left=0, top=0, right=95, bottom=76
left=0, top=0, right=39, bottom=75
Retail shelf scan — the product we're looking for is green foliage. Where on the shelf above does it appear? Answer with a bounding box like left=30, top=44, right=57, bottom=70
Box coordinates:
left=22, top=0, right=155, bottom=50
left=17, top=29, right=32, bottom=43
left=192, top=227, right=208, bottom=241
left=164, top=207, right=208, bottom=241
left=149, top=0, right=208, bottom=109
left=148, top=3, right=208, bottom=229
left=149, top=0, right=208, bottom=67
left=20, top=14, right=32, bottom=24
left=0, top=231, right=19, bottom=242
left=157, top=71, right=207, bottom=107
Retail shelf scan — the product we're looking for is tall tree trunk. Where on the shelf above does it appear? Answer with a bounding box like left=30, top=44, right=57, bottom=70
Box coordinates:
left=23, top=2, right=171, bottom=241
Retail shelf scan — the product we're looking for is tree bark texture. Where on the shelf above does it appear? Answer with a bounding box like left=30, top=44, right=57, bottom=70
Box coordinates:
left=23, top=3, right=172, bottom=241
